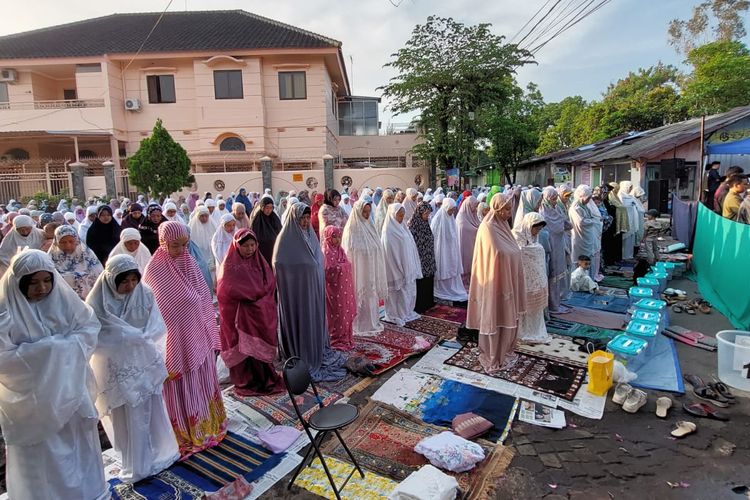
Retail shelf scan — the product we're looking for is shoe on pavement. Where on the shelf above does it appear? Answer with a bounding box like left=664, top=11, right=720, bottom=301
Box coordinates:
left=622, top=389, right=648, bottom=413
left=656, top=396, right=672, bottom=418
left=612, top=383, right=633, bottom=405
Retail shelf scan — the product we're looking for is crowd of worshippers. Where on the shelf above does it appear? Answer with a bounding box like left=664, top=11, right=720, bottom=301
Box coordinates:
left=704, top=161, right=750, bottom=223
left=0, top=180, right=663, bottom=497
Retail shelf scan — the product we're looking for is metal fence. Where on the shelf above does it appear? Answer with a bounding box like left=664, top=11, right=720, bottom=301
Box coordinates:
left=0, top=159, right=72, bottom=202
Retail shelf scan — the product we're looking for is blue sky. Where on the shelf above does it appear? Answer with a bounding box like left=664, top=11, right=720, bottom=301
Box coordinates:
left=1, top=0, right=738, bottom=124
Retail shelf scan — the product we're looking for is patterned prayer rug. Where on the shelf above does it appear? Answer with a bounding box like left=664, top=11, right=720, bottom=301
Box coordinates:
left=318, top=372, right=375, bottom=397
left=515, top=335, right=590, bottom=368
left=294, top=456, right=398, bottom=499
left=423, top=304, right=467, bottom=324
left=351, top=324, right=439, bottom=375
left=231, top=387, right=342, bottom=429
left=444, top=342, right=586, bottom=401
left=324, top=402, right=514, bottom=500
left=545, top=318, right=621, bottom=341
left=403, top=315, right=460, bottom=340
left=109, top=432, right=283, bottom=499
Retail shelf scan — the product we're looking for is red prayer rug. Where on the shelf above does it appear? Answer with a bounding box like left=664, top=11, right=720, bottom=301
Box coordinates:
left=230, top=387, right=342, bottom=430
left=423, top=304, right=467, bottom=324
left=351, top=324, right=439, bottom=375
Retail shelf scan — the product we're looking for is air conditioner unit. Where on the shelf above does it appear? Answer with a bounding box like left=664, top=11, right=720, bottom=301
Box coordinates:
left=124, top=98, right=141, bottom=111
left=0, top=155, right=11, bottom=161
left=0, top=69, right=17, bottom=83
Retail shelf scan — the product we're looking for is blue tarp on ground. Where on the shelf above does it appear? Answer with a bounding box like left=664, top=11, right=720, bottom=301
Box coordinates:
left=630, top=333, right=684, bottom=394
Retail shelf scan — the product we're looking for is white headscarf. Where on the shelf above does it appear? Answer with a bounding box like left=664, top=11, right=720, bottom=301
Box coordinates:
left=430, top=197, right=462, bottom=280
left=381, top=202, right=423, bottom=291
left=64, top=212, right=80, bottom=231
left=108, top=227, right=152, bottom=273
left=342, top=199, right=388, bottom=300
left=374, top=189, right=393, bottom=235
left=0, top=215, right=45, bottom=272
left=618, top=181, right=639, bottom=238
left=0, top=250, right=100, bottom=446
left=340, top=193, right=352, bottom=215
left=187, top=206, right=217, bottom=268
left=78, top=205, right=98, bottom=241
left=211, top=213, right=236, bottom=267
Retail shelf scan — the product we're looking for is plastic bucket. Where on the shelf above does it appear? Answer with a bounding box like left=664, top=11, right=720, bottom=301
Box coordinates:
left=716, top=330, right=750, bottom=391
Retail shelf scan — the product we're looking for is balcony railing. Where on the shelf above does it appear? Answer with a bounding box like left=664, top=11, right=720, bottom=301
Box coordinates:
left=0, top=98, right=106, bottom=110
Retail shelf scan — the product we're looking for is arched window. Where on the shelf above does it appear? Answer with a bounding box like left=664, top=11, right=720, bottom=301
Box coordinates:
left=4, top=148, right=29, bottom=160
left=79, top=149, right=97, bottom=159
left=219, top=137, right=246, bottom=151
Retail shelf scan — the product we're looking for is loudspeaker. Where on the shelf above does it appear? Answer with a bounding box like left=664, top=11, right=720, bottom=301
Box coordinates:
left=648, top=179, right=670, bottom=214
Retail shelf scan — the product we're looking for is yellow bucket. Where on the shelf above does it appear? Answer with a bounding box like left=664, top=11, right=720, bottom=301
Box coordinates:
left=587, top=350, right=614, bottom=396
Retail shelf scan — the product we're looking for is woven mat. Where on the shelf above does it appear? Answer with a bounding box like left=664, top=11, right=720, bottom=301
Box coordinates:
left=294, top=456, right=398, bottom=499
left=444, top=342, right=586, bottom=401
left=546, top=318, right=621, bottom=341
left=317, top=372, right=375, bottom=397
left=231, top=387, right=342, bottom=430
left=324, top=401, right=514, bottom=500
left=351, top=323, right=439, bottom=375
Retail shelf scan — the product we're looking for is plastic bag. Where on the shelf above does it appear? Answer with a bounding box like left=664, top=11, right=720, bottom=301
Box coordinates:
left=414, top=431, right=485, bottom=473
left=613, top=359, right=638, bottom=383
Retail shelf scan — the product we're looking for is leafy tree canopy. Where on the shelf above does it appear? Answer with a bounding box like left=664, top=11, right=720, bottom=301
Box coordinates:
left=682, top=40, right=750, bottom=115
left=668, top=0, right=749, bottom=55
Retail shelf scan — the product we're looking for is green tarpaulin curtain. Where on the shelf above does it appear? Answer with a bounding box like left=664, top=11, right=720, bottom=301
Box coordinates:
left=693, top=203, right=750, bottom=330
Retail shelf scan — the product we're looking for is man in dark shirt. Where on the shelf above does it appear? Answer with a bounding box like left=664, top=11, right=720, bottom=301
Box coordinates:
left=713, top=166, right=745, bottom=214
left=705, top=161, right=722, bottom=206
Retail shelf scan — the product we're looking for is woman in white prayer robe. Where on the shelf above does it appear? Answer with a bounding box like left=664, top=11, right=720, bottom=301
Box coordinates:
left=342, top=199, right=388, bottom=335
left=430, top=197, right=468, bottom=302
left=0, top=250, right=108, bottom=500
left=512, top=212, right=551, bottom=344
left=569, top=185, right=599, bottom=276
left=618, top=181, right=640, bottom=260
left=381, top=203, right=422, bottom=325
left=189, top=205, right=218, bottom=277
left=87, top=254, right=179, bottom=483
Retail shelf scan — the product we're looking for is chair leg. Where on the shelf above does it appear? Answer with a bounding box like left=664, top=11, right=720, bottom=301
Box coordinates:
left=310, top=438, right=342, bottom=500
left=287, top=430, right=327, bottom=490
left=334, top=429, right=365, bottom=478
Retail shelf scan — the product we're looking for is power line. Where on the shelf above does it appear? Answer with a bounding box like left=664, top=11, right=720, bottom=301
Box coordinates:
left=520, top=0, right=592, bottom=51
left=515, top=0, right=563, bottom=47
left=509, top=0, right=553, bottom=43
left=528, top=0, right=612, bottom=54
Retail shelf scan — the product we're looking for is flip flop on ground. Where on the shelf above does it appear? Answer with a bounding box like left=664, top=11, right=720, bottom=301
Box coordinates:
left=656, top=396, right=672, bottom=418
left=683, top=402, right=730, bottom=421
left=671, top=421, right=697, bottom=438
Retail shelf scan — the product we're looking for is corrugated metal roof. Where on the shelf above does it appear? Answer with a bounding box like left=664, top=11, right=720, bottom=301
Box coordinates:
left=520, top=105, right=750, bottom=167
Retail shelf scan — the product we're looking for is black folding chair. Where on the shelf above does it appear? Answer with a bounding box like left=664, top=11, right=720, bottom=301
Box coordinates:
left=282, top=356, right=364, bottom=499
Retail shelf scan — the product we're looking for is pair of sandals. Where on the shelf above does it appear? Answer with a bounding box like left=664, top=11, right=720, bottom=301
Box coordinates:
left=682, top=374, right=734, bottom=421
left=673, top=299, right=711, bottom=315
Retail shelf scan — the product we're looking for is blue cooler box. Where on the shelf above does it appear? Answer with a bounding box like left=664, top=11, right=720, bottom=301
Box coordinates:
left=647, top=272, right=668, bottom=292
left=607, top=334, right=649, bottom=370
left=634, top=298, right=669, bottom=327
left=625, top=320, right=659, bottom=356
left=631, top=308, right=664, bottom=332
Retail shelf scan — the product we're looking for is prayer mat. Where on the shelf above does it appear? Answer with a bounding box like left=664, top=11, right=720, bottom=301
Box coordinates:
left=515, top=335, right=590, bottom=368
left=351, top=324, right=439, bottom=375
left=294, top=456, right=398, bottom=500
left=324, top=402, right=514, bottom=500
left=545, top=318, right=620, bottom=341
left=423, top=304, right=467, bottom=324
left=231, top=387, right=343, bottom=430
left=109, top=432, right=283, bottom=499
left=598, top=286, right=628, bottom=297
left=318, top=372, right=375, bottom=397
left=444, top=342, right=585, bottom=401
left=371, top=368, right=517, bottom=443
left=562, top=291, right=630, bottom=314
left=403, top=315, right=460, bottom=340
left=599, top=275, right=634, bottom=289
left=551, top=307, right=627, bottom=330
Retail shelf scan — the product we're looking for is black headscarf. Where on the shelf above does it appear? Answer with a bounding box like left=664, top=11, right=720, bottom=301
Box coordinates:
left=323, top=189, right=340, bottom=207
left=250, top=197, right=282, bottom=264
left=120, top=202, right=145, bottom=230
left=85, top=205, right=121, bottom=265
left=408, top=202, right=436, bottom=277
left=139, top=204, right=166, bottom=254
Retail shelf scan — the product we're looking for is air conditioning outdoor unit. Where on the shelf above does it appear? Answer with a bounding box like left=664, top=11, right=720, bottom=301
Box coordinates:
left=124, top=98, right=141, bottom=111
left=0, top=155, right=11, bottom=161
left=0, top=69, right=17, bottom=83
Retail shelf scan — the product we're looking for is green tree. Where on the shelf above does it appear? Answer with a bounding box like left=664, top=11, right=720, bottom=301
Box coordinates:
left=668, top=0, right=749, bottom=55
left=682, top=40, right=750, bottom=115
left=483, top=82, right=545, bottom=183
left=380, top=16, right=533, bottom=180
left=127, top=119, right=194, bottom=198
left=596, top=64, right=686, bottom=136
left=536, top=96, right=589, bottom=154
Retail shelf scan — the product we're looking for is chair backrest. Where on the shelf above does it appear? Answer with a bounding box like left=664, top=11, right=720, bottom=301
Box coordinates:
left=283, top=356, right=311, bottom=396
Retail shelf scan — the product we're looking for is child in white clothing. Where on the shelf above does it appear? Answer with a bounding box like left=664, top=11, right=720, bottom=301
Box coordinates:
left=570, top=255, right=599, bottom=293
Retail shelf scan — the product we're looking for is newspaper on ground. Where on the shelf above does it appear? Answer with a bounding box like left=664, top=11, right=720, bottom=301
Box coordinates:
left=518, top=400, right=567, bottom=429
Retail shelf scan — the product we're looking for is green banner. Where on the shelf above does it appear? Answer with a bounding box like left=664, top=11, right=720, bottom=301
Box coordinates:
left=693, top=203, right=750, bottom=330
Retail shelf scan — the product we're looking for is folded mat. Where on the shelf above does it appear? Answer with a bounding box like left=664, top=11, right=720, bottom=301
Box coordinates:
left=563, top=291, right=630, bottom=314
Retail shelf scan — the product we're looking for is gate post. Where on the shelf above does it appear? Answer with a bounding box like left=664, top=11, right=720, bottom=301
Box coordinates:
left=323, top=154, right=334, bottom=192
left=70, top=162, right=87, bottom=200
left=260, top=156, right=272, bottom=193
left=103, top=160, right=116, bottom=199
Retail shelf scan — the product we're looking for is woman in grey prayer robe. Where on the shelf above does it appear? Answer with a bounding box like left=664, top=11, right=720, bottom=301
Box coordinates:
left=272, top=202, right=347, bottom=381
